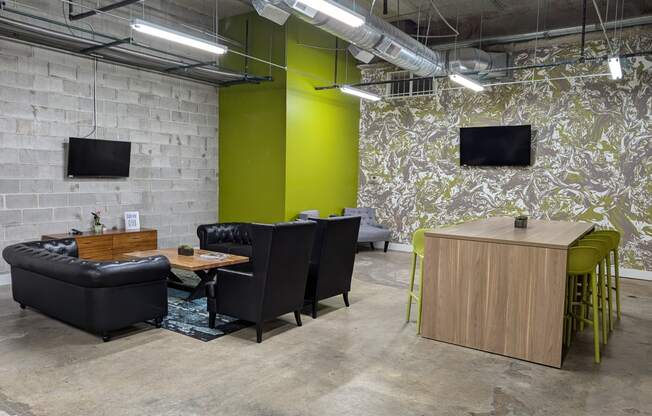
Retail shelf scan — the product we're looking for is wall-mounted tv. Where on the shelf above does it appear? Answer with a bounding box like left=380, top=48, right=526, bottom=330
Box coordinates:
left=459, top=125, right=532, bottom=166
left=67, top=138, right=131, bottom=178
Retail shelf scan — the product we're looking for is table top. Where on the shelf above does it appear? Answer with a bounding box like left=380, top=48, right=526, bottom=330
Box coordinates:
left=425, top=217, right=594, bottom=249
left=123, top=248, right=249, bottom=271
left=43, top=228, right=156, bottom=239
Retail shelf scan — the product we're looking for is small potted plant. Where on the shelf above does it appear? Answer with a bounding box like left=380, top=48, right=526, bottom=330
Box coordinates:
left=514, top=215, right=528, bottom=229
left=91, top=210, right=103, bottom=233
left=178, top=244, right=194, bottom=256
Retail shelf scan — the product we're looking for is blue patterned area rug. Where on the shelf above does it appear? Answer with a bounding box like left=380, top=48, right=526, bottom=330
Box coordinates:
left=161, top=287, right=252, bottom=342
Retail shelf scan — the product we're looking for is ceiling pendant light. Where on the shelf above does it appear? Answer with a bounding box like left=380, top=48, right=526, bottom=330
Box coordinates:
left=449, top=73, right=485, bottom=92
left=339, top=85, right=381, bottom=101
left=131, top=19, right=228, bottom=55
left=608, top=57, right=622, bottom=80
left=294, top=0, right=365, bottom=27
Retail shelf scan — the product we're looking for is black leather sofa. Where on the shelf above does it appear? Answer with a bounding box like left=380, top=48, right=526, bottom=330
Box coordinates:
left=197, top=222, right=253, bottom=257
left=2, top=239, right=170, bottom=342
left=304, top=216, right=360, bottom=318
left=206, top=221, right=316, bottom=343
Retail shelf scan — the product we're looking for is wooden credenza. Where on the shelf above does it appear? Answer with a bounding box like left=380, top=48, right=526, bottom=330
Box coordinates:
left=42, top=228, right=157, bottom=261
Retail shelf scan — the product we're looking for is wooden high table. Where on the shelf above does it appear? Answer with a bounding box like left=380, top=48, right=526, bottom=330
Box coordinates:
left=421, top=217, right=594, bottom=367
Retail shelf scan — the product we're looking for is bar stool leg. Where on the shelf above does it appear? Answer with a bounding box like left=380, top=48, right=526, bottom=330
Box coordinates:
left=571, top=275, right=578, bottom=332
left=590, top=271, right=601, bottom=364
left=416, top=256, right=425, bottom=335
left=614, top=248, right=621, bottom=320
left=598, top=261, right=608, bottom=345
left=406, top=252, right=417, bottom=322
left=564, top=275, right=570, bottom=347
left=605, top=254, right=613, bottom=331
left=580, top=274, right=588, bottom=332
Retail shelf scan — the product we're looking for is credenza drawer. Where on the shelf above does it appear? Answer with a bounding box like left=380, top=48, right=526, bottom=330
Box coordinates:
left=112, top=230, right=157, bottom=255
left=42, top=229, right=158, bottom=261
left=76, top=235, right=113, bottom=260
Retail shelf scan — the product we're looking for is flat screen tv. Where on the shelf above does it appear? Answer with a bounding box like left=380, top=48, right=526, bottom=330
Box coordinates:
left=67, top=137, right=131, bottom=178
left=459, top=125, right=532, bottom=166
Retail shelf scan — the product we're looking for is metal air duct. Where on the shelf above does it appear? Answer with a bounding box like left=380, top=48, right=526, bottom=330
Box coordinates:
left=255, top=0, right=502, bottom=78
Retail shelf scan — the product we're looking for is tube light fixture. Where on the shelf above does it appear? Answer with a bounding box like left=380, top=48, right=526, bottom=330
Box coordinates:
left=294, top=0, right=365, bottom=27
left=339, top=85, right=381, bottom=101
left=131, top=19, right=227, bottom=55
left=608, top=57, right=622, bottom=80
left=449, top=73, right=485, bottom=92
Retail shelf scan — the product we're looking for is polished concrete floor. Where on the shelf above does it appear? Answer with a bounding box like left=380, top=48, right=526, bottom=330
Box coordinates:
left=0, top=250, right=650, bottom=416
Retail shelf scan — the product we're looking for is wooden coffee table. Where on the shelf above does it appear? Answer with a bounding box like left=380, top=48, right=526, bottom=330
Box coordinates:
left=124, top=248, right=249, bottom=301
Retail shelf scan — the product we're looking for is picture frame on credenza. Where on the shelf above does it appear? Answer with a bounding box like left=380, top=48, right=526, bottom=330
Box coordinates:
left=124, top=211, right=140, bottom=231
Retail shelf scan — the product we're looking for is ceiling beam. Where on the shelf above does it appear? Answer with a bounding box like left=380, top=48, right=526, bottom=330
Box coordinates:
left=69, top=0, right=142, bottom=21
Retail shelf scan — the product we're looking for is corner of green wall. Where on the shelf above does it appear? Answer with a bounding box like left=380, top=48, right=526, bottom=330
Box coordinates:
left=218, top=13, right=287, bottom=223
left=283, top=17, right=361, bottom=220
left=218, top=15, right=361, bottom=223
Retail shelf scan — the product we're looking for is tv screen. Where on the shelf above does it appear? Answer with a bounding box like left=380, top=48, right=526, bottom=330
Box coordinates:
left=459, top=125, right=532, bottom=166
left=67, top=138, right=131, bottom=178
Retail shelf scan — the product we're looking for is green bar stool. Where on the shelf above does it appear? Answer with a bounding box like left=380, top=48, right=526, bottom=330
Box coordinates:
left=576, top=238, right=610, bottom=344
left=567, top=246, right=602, bottom=363
left=406, top=229, right=427, bottom=334
left=584, top=233, right=616, bottom=331
left=591, top=230, right=622, bottom=321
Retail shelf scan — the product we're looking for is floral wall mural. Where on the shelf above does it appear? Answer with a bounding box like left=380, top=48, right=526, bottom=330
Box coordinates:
left=358, top=32, right=652, bottom=271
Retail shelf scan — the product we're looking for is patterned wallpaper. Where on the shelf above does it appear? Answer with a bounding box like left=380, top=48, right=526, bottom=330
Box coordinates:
left=358, top=33, right=652, bottom=271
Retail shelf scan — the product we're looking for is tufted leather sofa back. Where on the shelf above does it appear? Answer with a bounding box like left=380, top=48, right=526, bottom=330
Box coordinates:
left=23, top=238, right=79, bottom=257
left=197, top=222, right=253, bottom=248
left=2, top=239, right=170, bottom=288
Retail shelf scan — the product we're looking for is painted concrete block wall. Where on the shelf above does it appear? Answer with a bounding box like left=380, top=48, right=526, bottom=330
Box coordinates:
left=0, top=39, right=218, bottom=272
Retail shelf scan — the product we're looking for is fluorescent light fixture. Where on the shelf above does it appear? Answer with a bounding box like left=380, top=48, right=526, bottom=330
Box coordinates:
left=449, top=73, right=485, bottom=92
left=294, top=0, right=365, bottom=27
left=339, top=85, right=381, bottom=101
left=131, top=19, right=227, bottom=55
left=608, top=57, right=622, bottom=80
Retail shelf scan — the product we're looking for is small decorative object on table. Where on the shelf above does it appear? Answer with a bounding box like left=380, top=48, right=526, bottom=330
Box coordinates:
left=178, top=244, right=194, bottom=256
left=514, top=215, right=528, bottom=229
left=199, top=252, right=228, bottom=261
left=91, top=210, right=103, bottom=234
left=124, top=211, right=140, bottom=231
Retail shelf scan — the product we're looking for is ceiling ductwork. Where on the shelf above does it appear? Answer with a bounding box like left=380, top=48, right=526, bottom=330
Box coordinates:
left=255, top=0, right=507, bottom=78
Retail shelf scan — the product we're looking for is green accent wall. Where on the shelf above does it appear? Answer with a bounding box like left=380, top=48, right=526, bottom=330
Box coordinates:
left=284, top=18, right=360, bottom=219
left=218, top=14, right=287, bottom=223
left=219, top=14, right=360, bottom=222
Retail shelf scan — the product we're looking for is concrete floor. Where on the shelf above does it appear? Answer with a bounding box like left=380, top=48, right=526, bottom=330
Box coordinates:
left=0, top=250, right=650, bottom=416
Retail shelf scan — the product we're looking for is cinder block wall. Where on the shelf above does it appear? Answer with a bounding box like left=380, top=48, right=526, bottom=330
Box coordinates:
left=0, top=40, right=218, bottom=272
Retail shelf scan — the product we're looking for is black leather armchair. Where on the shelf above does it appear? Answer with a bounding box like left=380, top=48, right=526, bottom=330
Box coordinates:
left=2, top=239, right=170, bottom=342
left=206, top=221, right=316, bottom=343
left=197, top=222, right=253, bottom=257
left=304, top=216, right=360, bottom=318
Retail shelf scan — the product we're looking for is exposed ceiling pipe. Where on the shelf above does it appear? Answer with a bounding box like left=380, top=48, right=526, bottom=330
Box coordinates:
left=0, top=12, right=270, bottom=86
left=254, top=0, right=502, bottom=77
left=428, top=15, right=652, bottom=50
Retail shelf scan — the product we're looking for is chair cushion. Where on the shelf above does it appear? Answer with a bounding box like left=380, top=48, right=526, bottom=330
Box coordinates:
left=357, top=225, right=391, bottom=243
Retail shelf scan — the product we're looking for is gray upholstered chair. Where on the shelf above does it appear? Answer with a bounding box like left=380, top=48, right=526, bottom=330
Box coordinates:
left=298, top=210, right=320, bottom=220
left=343, top=207, right=392, bottom=252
